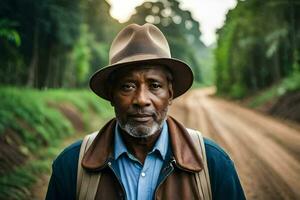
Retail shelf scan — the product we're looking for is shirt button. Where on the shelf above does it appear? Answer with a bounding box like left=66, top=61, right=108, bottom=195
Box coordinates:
left=141, top=172, right=146, bottom=177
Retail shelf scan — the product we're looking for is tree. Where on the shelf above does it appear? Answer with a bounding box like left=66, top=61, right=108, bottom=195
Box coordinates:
left=215, top=0, right=300, bottom=98
left=0, top=0, right=122, bottom=88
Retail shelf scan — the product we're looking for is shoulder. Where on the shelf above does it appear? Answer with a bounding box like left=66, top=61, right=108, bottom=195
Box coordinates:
left=203, top=137, right=232, bottom=163
left=203, top=137, right=234, bottom=176
left=54, top=140, right=82, bottom=163
left=52, top=140, right=82, bottom=173
left=203, top=137, right=246, bottom=200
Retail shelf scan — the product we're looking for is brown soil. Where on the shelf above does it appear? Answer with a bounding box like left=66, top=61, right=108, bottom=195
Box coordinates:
left=49, top=102, right=85, bottom=131
left=0, top=128, right=27, bottom=175
left=169, top=87, right=300, bottom=200
left=269, top=91, right=300, bottom=123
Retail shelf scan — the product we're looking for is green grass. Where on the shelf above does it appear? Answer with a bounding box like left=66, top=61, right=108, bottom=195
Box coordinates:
left=248, top=71, right=300, bottom=108
left=0, top=155, right=52, bottom=199
left=0, top=87, right=113, bottom=140
left=0, top=135, right=78, bottom=200
left=0, top=87, right=113, bottom=199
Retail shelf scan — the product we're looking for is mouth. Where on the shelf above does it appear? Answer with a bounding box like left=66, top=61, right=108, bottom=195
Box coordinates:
left=128, top=114, right=153, bottom=123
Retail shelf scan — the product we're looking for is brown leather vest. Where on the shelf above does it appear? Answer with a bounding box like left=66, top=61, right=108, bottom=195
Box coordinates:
left=81, top=117, right=205, bottom=200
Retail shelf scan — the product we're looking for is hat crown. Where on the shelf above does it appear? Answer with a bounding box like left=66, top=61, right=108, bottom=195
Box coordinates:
left=109, top=23, right=171, bottom=65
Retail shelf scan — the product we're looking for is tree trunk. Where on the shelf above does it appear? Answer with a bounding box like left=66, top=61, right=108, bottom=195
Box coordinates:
left=27, top=26, right=39, bottom=88
left=273, top=50, right=281, bottom=83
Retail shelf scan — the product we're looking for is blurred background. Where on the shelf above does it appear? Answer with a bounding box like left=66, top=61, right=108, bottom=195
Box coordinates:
left=0, top=0, right=299, bottom=199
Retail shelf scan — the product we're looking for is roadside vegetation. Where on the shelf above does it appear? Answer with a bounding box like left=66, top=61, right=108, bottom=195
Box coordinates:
left=0, top=87, right=113, bottom=199
left=247, top=72, right=300, bottom=109
left=215, top=1, right=299, bottom=99
left=213, top=1, right=299, bottom=122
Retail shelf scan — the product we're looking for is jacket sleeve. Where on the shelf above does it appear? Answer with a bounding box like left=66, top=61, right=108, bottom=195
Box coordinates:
left=213, top=158, right=246, bottom=200
left=45, top=140, right=82, bottom=200
left=45, top=169, right=64, bottom=200
left=204, top=138, right=246, bottom=200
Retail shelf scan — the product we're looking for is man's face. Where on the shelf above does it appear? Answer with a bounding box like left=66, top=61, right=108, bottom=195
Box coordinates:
left=111, top=65, right=173, bottom=138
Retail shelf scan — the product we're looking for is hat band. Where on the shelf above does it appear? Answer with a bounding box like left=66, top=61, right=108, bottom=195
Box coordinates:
left=110, top=42, right=171, bottom=64
left=112, top=54, right=171, bottom=65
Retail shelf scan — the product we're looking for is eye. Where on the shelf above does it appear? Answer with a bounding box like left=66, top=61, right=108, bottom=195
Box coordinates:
left=150, top=82, right=162, bottom=90
left=120, top=83, right=135, bottom=92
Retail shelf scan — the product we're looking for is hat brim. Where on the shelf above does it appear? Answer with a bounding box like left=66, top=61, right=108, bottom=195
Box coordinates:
left=89, top=58, right=194, bottom=101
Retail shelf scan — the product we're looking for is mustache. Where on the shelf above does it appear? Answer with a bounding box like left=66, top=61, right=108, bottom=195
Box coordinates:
left=126, top=108, right=156, bottom=116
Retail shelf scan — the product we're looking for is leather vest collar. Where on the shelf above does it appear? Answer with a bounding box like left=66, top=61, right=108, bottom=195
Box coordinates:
left=82, top=116, right=203, bottom=172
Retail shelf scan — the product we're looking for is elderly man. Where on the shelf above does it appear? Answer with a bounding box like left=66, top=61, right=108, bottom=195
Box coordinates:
left=46, top=24, right=245, bottom=200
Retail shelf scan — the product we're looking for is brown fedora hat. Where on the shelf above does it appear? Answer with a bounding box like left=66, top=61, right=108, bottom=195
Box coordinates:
left=90, top=23, right=194, bottom=100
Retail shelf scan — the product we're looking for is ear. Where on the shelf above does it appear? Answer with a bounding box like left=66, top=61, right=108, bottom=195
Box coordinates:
left=107, top=86, right=115, bottom=107
left=168, top=83, right=173, bottom=105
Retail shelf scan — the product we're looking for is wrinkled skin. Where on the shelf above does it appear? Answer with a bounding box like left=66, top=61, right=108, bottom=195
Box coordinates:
left=111, top=65, right=173, bottom=138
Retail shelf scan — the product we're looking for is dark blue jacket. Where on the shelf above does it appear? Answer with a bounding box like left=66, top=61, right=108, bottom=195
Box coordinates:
left=46, top=138, right=246, bottom=200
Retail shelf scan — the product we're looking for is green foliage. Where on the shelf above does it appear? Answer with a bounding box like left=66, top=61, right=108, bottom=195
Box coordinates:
left=0, top=164, right=35, bottom=199
left=0, top=87, right=113, bottom=199
left=191, top=81, right=211, bottom=89
left=68, top=24, right=92, bottom=86
left=248, top=71, right=300, bottom=108
left=277, top=71, right=300, bottom=94
left=0, top=87, right=114, bottom=158
left=0, top=19, right=21, bottom=46
left=229, top=84, right=247, bottom=99
left=0, top=135, right=72, bottom=200
left=215, top=0, right=300, bottom=99
left=0, top=0, right=121, bottom=88
left=0, top=0, right=215, bottom=88
left=0, top=88, right=73, bottom=149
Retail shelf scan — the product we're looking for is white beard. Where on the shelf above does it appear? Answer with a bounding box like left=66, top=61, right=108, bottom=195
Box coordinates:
left=118, top=119, right=165, bottom=138
left=115, top=107, right=168, bottom=138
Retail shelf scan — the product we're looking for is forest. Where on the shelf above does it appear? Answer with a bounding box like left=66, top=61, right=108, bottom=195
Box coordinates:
left=0, top=0, right=213, bottom=89
left=215, top=0, right=299, bottom=99
left=1, top=0, right=298, bottom=99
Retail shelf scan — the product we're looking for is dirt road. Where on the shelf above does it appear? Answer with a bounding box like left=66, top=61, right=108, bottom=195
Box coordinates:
left=169, top=88, right=300, bottom=200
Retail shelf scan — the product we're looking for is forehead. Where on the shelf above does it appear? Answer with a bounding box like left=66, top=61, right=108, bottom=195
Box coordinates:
left=113, top=65, right=169, bottom=80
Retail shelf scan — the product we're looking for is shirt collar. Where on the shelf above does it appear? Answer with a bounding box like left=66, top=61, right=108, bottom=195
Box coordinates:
left=114, top=121, right=169, bottom=160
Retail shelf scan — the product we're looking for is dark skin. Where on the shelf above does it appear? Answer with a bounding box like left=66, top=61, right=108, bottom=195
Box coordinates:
left=110, top=65, right=173, bottom=164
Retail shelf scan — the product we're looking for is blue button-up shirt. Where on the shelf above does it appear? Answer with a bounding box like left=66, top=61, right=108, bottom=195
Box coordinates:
left=113, top=121, right=169, bottom=200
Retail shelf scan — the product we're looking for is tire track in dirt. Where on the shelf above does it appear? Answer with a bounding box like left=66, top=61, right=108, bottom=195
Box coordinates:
left=169, top=88, right=300, bottom=200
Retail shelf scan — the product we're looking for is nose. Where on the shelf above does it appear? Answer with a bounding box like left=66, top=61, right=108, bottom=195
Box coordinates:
left=133, top=86, right=151, bottom=107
